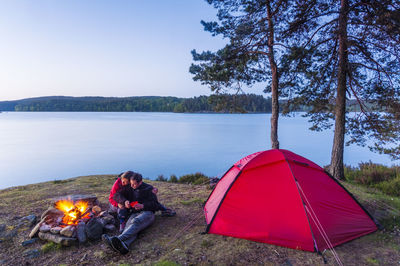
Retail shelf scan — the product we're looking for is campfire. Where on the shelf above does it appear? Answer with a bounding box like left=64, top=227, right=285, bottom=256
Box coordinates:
left=55, top=199, right=91, bottom=226
left=29, top=195, right=117, bottom=246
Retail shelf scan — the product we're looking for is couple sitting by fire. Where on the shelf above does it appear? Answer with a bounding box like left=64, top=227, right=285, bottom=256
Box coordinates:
left=103, top=170, right=176, bottom=254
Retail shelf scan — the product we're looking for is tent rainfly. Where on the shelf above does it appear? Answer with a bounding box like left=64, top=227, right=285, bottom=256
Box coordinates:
left=204, top=149, right=378, bottom=252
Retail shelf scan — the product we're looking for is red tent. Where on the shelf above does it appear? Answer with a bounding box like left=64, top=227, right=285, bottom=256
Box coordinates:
left=204, top=149, right=378, bottom=252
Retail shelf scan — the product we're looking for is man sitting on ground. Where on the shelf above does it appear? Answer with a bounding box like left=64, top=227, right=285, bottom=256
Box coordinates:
left=103, top=172, right=160, bottom=254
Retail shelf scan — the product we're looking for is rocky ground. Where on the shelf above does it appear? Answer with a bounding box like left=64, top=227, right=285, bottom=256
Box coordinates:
left=0, top=175, right=399, bottom=266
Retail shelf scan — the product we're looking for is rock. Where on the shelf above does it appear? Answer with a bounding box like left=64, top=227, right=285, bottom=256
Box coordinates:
left=23, top=249, right=40, bottom=259
left=41, top=208, right=64, bottom=221
left=101, top=215, right=115, bottom=225
left=104, top=224, right=116, bottom=232
left=38, top=232, right=77, bottom=246
left=21, top=238, right=39, bottom=246
left=85, top=217, right=103, bottom=240
left=16, top=214, right=37, bottom=228
left=76, top=222, right=87, bottom=243
left=1, top=229, right=17, bottom=240
left=39, top=224, right=51, bottom=233
left=374, top=209, right=391, bottom=221
left=80, top=253, right=88, bottom=262
left=60, top=225, right=75, bottom=237
left=50, top=226, right=62, bottom=234
left=0, top=224, right=6, bottom=232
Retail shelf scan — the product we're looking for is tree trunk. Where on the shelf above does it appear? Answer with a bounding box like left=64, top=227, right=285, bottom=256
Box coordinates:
left=329, top=0, right=349, bottom=179
left=267, top=1, right=279, bottom=149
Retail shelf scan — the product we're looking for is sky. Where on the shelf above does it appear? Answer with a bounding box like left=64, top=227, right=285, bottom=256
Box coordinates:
left=0, top=0, right=266, bottom=101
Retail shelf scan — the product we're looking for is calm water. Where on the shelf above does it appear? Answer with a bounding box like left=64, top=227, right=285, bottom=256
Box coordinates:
left=0, top=112, right=396, bottom=189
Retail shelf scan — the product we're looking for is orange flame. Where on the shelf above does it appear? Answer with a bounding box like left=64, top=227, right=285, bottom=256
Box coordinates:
left=55, top=199, right=90, bottom=225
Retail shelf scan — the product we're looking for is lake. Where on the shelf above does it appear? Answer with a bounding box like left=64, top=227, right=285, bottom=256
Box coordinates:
left=0, top=112, right=396, bottom=189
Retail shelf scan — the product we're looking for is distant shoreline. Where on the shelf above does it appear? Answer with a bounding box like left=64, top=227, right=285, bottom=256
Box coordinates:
left=0, top=94, right=364, bottom=113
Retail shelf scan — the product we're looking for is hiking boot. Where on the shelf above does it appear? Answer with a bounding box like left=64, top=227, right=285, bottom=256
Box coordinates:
left=111, top=236, right=129, bottom=255
left=161, top=209, right=176, bottom=217
left=102, top=234, right=118, bottom=252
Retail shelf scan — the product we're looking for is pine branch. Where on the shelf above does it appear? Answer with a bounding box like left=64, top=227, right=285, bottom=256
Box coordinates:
left=351, top=43, right=394, bottom=87
left=302, top=20, right=337, bottom=49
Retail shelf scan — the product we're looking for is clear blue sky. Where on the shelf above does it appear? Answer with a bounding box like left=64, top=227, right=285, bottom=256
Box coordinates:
left=0, top=1, right=264, bottom=101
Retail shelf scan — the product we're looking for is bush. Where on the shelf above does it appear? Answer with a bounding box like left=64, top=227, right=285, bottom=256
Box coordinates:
left=156, top=174, right=168, bottom=182
left=344, top=162, right=399, bottom=185
left=375, top=176, right=400, bottom=197
left=169, top=174, right=178, bottom=183
left=178, top=172, right=210, bottom=185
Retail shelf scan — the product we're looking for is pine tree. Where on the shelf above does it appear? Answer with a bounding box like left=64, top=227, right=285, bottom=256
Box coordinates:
left=190, top=0, right=295, bottom=149
left=283, top=0, right=400, bottom=179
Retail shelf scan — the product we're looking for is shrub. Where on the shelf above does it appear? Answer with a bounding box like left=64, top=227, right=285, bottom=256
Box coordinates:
left=169, top=174, right=178, bottom=183
left=156, top=174, right=168, bottom=182
left=178, top=172, right=210, bottom=185
left=375, top=176, right=400, bottom=197
left=344, top=162, right=399, bottom=186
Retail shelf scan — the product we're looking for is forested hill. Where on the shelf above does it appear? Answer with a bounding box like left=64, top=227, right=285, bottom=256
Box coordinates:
left=0, top=94, right=273, bottom=113
left=0, top=95, right=366, bottom=113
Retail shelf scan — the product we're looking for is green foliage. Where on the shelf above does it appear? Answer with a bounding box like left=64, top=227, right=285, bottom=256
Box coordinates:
left=0, top=94, right=362, bottom=114
left=156, top=175, right=168, bottom=182
left=344, top=163, right=400, bottom=196
left=284, top=0, right=400, bottom=160
left=344, top=162, right=399, bottom=185
left=201, top=240, right=214, bottom=248
left=365, top=257, right=379, bottom=265
left=375, top=177, right=400, bottom=197
left=180, top=198, right=204, bottom=205
left=41, top=242, right=62, bottom=253
left=153, top=260, right=180, bottom=266
left=178, top=172, right=210, bottom=185
left=169, top=175, right=178, bottom=183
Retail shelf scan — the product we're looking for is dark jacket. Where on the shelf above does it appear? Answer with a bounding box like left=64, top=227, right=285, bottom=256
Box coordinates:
left=113, top=182, right=159, bottom=212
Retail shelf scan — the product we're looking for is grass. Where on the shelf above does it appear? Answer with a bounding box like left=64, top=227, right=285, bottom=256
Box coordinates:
left=0, top=174, right=399, bottom=265
left=180, top=198, right=204, bottom=205
left=41, top=242, right=62, bottom=253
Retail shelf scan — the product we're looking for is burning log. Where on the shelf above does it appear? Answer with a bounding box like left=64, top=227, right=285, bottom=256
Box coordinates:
left=41, top=208, right=64, bottom=221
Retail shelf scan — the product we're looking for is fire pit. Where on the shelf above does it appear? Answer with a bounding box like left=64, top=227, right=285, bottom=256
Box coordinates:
left=29, top=195, right=116, bottom=246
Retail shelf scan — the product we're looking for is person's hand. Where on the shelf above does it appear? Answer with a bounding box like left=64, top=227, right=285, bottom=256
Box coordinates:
left=134, top=203, right=144, bottom=210
left=118, top=203, right=124, bottom=209
left=152, top=187, right=158, bottom=194
left=125, top=200, right=131, bottom=209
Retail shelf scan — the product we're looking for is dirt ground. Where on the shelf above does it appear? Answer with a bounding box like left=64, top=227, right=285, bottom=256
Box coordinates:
left=0, top=175, right=399, bottom=265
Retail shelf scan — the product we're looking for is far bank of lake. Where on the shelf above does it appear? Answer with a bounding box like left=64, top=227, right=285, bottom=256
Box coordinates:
left=0, top=112, right=396, bottom=189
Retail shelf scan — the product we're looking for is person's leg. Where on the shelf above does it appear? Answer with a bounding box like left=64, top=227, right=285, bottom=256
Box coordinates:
left=118, top=211, right=155, bottom=246
left=118, top=208, right=129, bottom=232
left=159, top=203, right=176, bottom=217
left=158, top=203, right=167, bottom=211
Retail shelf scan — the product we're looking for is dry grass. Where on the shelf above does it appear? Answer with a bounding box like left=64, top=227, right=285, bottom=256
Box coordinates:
left=0, top=175, right=399, bottom=265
